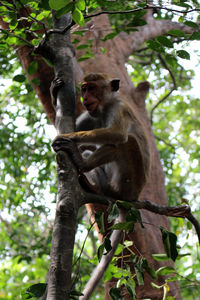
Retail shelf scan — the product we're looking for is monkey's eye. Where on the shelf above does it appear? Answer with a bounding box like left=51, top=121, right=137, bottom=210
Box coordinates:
left=81, top=86, right=87, bottom=93
left=87, top=84, right=96, bottom=91
left=81, top=84, right=88, bottom=94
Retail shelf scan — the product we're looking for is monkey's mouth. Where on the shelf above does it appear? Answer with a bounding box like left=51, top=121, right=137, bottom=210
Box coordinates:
left=85, top=103, right=97, bottom=111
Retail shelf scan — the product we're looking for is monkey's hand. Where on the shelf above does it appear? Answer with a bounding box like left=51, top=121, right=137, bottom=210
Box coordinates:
left=52, top=137, right=85, bottom=172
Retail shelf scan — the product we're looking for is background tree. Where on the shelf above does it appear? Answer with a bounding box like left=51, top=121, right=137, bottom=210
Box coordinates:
left=0, top=1, right=200, bottom=299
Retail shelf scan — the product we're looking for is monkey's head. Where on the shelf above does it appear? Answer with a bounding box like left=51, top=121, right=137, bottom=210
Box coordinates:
left=81, top=73, right=120, bottom=116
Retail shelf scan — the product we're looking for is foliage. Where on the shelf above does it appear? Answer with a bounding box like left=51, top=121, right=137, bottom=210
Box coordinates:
left=0, top=72, right=56, bottom=298
left=0, top=0, right=200, bottom=299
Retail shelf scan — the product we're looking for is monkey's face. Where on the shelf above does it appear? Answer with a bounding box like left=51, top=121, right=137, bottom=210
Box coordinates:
left=81, top=81, right=102, bottom=114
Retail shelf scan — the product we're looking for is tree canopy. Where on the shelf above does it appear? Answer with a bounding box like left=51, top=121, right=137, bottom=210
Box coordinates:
left=0, top=0, right=200, bottom=299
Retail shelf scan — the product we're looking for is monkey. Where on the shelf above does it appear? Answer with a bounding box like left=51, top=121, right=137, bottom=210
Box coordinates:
left=52, top=73, right=150, bottom=202
left=51, top=73, right=150, bottom=299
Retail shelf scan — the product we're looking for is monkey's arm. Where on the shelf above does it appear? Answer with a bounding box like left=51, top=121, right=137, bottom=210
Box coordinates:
left=58, top=127, right=127, bottom=144
left=52, top=140, right=118, bottom=172
left=53, top=105, right=129, bottom=145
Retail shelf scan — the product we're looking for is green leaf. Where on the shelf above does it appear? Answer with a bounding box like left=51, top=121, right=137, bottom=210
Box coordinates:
left=157, top=36, right=173, bottom=48
left=187, top=221, right=192, bottom=230
left=108, top=203, right=119, bottom=223
left=156, top=266, right=175, bottom=276
left=152, top=253, right=171, bottom=261
left=25, top=283, right=47, bottom=298
left=102, top=32, right=118, bottom=41
left=73, top=30, right=86, bottom=36
left=147, top=40, right=164, bottom=52
left=117, top=277, right=127, bottom=287
left=97, top=237, right=112, bottom=262
left=115, top=243, right=123, bottom=256
left=132, top=10, right=146, bottom=19
left=165, top=54, right=177, bottom=67
left=76, top=44, right=89, bottom=50
left=128, top=19, right=147, bottom=27
left=72, top=38, right=81, bottom=44
left=76, top=0, right=85, bottom=11
left=27, top=61, right=38, bottom=75
left=184, top=21, right=198, bottom=28
left=123, top=241, right=133, bottom=248
left=166, top=276, right=178, bottom=282
left=32, top=78, right=40, bottom=86
left=126, top=207, right=144, bottom=228
left=13, top=74, right=26, bottom=82
left=151, top=282, right=163, bottom=289
left=39, top=0, right=50, bottom=10
left=168, top=30, right=185, bottom=37
left=142, top=258, right=157, bottom=279
left=109, top=287, right=123, bottom=300
left=104, top=237, right=112, bottom=253
left=176, top=2, right=192, bottom=8
left=160, top=227, right=178, bottom=261
left=116, top=200, right=133, bottom=209
left=72, top=7, right=84, bottom=26
left=177, top=50, right=190, bottom=60
left=126, top=277, right=136, bottom=299
left=70, top=290, right=84, bottom=296
left=111, top=221, right=135, bottom=232
left=134, top=262, right=144, bottom=285
left=95, top=212, right=105, bottom=233
left=77, top=53, right=94, bottom=61
left=190, top=31, right=200, bottom=40
left=56, top=3, right=74, bottom=18
left=49, top=0, right=69, bottom=10
left=97, top=243, right=105, bottom=262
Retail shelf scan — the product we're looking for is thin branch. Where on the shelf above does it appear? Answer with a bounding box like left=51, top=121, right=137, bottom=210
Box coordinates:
left=158, top=53, right=177, bottom=89
left=150, top=53, right=177, bottom=125
left=71, top=222, right=95, bottom=289
left=0, top=28, right=34, bottom=47
left=154, top=134, right=176, bottom=150
left=84, top=5, right=200, bottom=20
left=81, top=193, right=200, bottom=245
left=47, top=19, right=75, bottom=37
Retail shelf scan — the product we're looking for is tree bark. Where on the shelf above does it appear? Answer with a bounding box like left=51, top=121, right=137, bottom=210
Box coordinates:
left=75, top=14, right=183, bottom=299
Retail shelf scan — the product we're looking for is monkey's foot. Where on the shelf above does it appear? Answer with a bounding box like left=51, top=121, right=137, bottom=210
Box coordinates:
left=52, top=137, right=84, bottom=171
left=50, top=77, right=64, bottom=99
left=52, top=137, right=76, bottom=153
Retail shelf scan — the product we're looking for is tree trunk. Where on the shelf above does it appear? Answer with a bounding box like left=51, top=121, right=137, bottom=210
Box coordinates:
left=75, top=14, right=181, bottom=299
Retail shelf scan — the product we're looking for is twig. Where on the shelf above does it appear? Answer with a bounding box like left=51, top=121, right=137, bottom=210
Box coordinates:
left=71, top=222, right=95, bottom=289
left=154, top=135, right=176, bottom=150
left=150, top=53, right=177, bottom=125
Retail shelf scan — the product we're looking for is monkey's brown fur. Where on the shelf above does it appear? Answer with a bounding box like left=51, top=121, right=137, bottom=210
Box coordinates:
left=52, top=73, right=150, bottom=202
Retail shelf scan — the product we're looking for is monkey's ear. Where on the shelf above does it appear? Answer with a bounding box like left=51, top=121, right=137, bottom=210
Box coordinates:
left=111, top=79, right=120, bottom=91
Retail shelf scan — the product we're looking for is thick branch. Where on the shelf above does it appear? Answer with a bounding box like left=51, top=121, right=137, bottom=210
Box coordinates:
left=119, top=19, right=197, bottom=61
left=81, top=194, right=200, bottom=245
